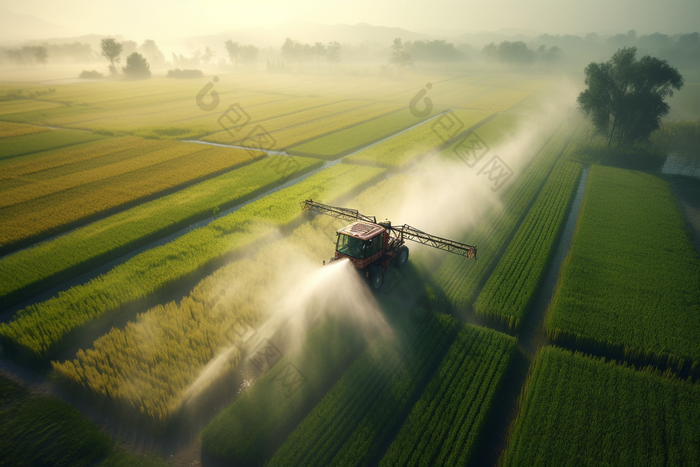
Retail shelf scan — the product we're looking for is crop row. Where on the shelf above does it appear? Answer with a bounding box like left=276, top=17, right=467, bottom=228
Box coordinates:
left=266, top=102, right=402, bottom=150
left=432, top=118, right=580, bottom=308
left=266, top=312, right=459, bottom=467
left=344, top=108, right=491, bottom=168
left=545, top=165, right=700, bottom=370
left=1, top=139, right=223, bottom=209
left=501, top=346, right=700, bottom=466
left=0, top=135, right=158, bottom=178
left=0, top=374, right=168, bottom=467
left=51, top=208, right=361, bottom=423
left=0, top=155, right=321, bottom=309
left=48, top=164, right=411, bottom=425
left=379, top=325, right=516, bottom=467
left=0, top=140, right=263, bottom=249
left=464, top=87, right=536, bottom=112
left=0, top=163, right=385, bottom=361
left=79, top=93, right=298, bottom=140
left=200, top=314, right=378, bottom=466
left=289, top=108, right=435, bottom=160
left=0, top=128, right=105, bottom=161
left=0, top=99, right=63, bottom=117
left=0, top=121, right=49, bottom=139
left=473, top=159, right=583, bottom=332
left=202, top=99, right=374, bottom=147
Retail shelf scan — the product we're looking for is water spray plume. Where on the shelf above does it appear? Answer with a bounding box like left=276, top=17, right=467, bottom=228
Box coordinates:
left=250, top=257, right=391, bottom=358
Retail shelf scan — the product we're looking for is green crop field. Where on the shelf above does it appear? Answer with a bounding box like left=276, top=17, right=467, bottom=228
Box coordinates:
left=267, top=313, right=458, bottom=467
left=0, top=49, right=697, bottom=467
left=474, top=159, right=583, bottom=331
left=501, top=346, right=700, bottom=467
left=379, top=325, right=516, bottom=467
left=0, top=375, right=168, bottom=466
left=546, top=165, right=700, bottom=370
left=0, top=155, right=321, bottom=308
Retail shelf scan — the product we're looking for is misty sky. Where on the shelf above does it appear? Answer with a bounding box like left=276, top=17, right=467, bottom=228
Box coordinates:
left=3, top=0, right=699, bottom=40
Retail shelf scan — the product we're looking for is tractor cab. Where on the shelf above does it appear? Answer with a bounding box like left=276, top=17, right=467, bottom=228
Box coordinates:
left=334, top=221, right=387, bottom=268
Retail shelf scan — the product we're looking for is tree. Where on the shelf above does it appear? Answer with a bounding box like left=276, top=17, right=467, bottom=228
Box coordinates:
left=138, top=40, right=165, bottom=67
left=201, top=46, right=216, bottom=64
left=34, top=46, right=48, bottom=68
left=312, top=42, right=326, bottom=70
left=224, top=40, right=241, bottom=64
left=498, top=41, right=535, bottom=66
left=225, top=41, right=259, bottom=65
left=326, top=41, right=341, bottom=67
left=404, top=40, right=465, bottom=67
left=578, top=47, right=683, bottom=147
left=389, top=38, right=413, bottom=73
left=536, top=45, right=561, bottom=64
left=482, top=42, right=498, bottom=61
left=100, top=38, right=123, bottom=75
left=122, top=52, right=151, bottom=79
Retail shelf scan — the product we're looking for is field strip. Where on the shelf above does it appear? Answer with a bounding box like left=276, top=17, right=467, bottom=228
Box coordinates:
left=0, top=158, right=341, bottom=317
left=185, top=108, right=458, bottom=161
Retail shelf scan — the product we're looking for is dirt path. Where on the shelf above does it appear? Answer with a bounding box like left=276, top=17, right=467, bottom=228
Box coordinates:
left=667, top=175, right=700, bottom=256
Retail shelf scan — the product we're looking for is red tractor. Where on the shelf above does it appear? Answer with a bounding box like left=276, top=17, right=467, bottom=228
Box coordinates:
left=301, top=199, right=477, bottom=290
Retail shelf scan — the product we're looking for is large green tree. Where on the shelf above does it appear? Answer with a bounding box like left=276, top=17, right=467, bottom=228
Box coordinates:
left=122, top=52, right=151, bottom=79
left=578, top=47, right=683, bottom=147
left=100, top=38, right=123, bottom=75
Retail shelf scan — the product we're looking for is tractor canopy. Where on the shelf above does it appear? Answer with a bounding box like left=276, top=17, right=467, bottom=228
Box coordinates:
left=335, top=222, right=385, bottom=260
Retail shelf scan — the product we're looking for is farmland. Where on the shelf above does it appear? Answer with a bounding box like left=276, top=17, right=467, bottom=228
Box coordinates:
left=0, top=155, right=321, bottom=308
left=344, top=108, right=491, bottom=168
left=0, top=136, right=266, bottom=249
left=0, top=163, right=384, bottom=361
left=545, top=165, right=700, bottom=370
left=267, top=313, right=458, bottom=467
left=0, top=57, right=698, bottom=467
left=501, top=346, right=700, bottom=466
left=379, top=325, right=516, bottom=467
left=474, top=159, right=583, bottom=332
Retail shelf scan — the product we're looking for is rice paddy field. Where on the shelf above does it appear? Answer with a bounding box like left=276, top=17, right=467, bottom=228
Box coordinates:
left=0, top=67, right=698, bottom=467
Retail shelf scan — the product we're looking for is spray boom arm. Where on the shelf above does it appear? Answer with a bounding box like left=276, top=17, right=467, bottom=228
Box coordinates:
left=301, top=199, right=477, bottom=260
left=388, top=224, right=477, bottom=259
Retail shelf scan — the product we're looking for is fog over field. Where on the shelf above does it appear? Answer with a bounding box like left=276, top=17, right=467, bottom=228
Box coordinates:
left=0, top=1, right=699, bottom=467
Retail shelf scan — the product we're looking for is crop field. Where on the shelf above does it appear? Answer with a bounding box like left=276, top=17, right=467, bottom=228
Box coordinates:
left=289, top=108, right=434, bottom=159
left=0, top=374, right=168, bottom=466
left=0, top=128, right=105, bottom=160
left=0, top=155, right=321, bottom=308
left=0, top=163, right=384, bottom=361
left=431, top=117, right=581, bottom=309
left=344, top=108, right=491, bottom=168
left=0, top=60, right=697, bottom=467
left=379, top=325, right=516, bottom=467
left=0, top=136, right=266, bottom=249
left=546, top=165, right=700, bottom=370
left=501, top=346, right=700, bottom=466
left=267, top=313, right=458, bottom=467
left=474, top=159, right=583, bottom=331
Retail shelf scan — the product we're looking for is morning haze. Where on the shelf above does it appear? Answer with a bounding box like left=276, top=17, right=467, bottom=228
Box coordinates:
left=0, top=0, right=699, bottom=466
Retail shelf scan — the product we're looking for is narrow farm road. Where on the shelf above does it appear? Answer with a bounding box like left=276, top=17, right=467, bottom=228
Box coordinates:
left=667, top=175, right=700, bottom=256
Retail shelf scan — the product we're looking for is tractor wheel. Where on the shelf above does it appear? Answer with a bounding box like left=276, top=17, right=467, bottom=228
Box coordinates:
left=394, top=246, right=409, bottom=268
left=368, top=266, right=384, bottom=291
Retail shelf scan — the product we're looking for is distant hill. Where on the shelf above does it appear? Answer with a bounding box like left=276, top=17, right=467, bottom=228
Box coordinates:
left=0, top=8, right=67, bottom=42
left=191, top=21, right=431, bottom=48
